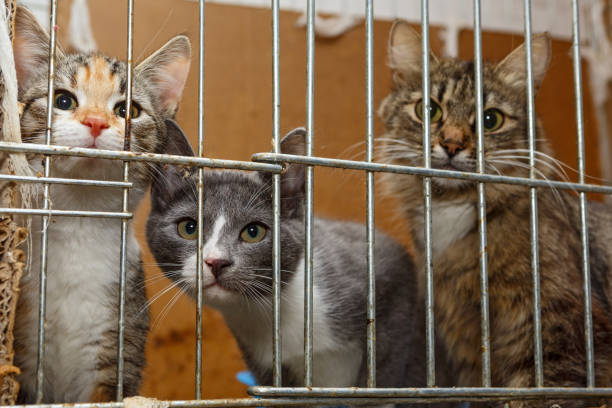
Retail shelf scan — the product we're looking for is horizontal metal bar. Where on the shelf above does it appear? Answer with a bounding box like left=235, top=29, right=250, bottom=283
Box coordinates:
left=253, top=152, right=612, bottom=194
left=0, top=174, right=132, bottom=188
left=249, top=386, right=612, bottom=399
left=0, top=142, right=283, bottom=173
left=0, top=208, right=132, bottom=218
left=0, top=395, right=550, bottom=408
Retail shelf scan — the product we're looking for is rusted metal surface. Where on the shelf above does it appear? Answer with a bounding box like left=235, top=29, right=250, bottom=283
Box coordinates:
left=0, top=142, right=282, bottom=173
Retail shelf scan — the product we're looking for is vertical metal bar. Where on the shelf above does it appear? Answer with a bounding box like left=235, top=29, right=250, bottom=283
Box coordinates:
left=195, top=0, right=206, bottom=399
left=304, top=0, right=315, bottom=388
left=523, top=0, right=544, bottom=388
left=571, top=0, right=595, bottom=388
left=473, top=0, right=491, bottom=387
left=35, top=0, right=58, bottom=402
left=116, top=0, right=134, bottom=400
left=365, top=0, right=376, bottom=389
left=271, top=0, right=282, bottom=388
left=420, top=0, right=436, bottom=388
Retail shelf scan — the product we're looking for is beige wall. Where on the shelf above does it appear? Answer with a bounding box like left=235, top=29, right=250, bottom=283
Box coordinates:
left=53, top=0, right=603, bottom=399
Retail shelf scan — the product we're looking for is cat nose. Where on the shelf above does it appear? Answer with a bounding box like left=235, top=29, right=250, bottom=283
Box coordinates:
left=81, top=116, right=109, bottom=138
left=440, top=126, right=467, bottom=158
left=205, top=258, right=233, bottom=278
left=440, top=139, right=465, bottom=157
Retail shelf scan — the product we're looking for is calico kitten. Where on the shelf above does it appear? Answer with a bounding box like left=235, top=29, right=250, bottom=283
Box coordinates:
left=146, top=122, right=448, bottom=401
left=12, top=7, right=190, bottom=403
left=378, top=21, right=612, bottom=407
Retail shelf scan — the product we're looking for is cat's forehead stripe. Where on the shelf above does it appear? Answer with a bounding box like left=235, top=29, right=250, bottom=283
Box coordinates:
left=202, top=215, right=227, bottom=259
left=75, top=56, right=120, bottom=103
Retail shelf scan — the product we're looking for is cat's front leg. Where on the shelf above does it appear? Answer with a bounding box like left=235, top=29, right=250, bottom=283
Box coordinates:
left=92, top=261, right=149, bottom=401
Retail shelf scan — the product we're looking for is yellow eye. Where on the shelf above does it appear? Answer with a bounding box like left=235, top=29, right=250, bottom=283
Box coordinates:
left=483, top=108, right=504, bottom=132
left=53, top=91, right=78, bottom=111
left=415, top=99, right=443, bottom=123
left=177, top=219, right=197, bottom=240
left=240, top=223, right=267, bottom=243
left=114, top=101, right=141, bottom=119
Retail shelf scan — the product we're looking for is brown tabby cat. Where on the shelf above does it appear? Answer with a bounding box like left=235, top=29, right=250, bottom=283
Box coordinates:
left=378, top=21, right=612, bottom=407
left=12, top=6, right=190, bottom=403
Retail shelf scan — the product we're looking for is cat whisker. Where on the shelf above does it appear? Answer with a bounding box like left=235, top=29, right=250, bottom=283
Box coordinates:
left=151, top=285, right=186, bottom=329
left=493, top=148, right=608, bottom=183
left=487, top=158, right=565, bottom=207
left=487, top=154, right=570, bottom=182
left=141, top=278, right=189, bottom=314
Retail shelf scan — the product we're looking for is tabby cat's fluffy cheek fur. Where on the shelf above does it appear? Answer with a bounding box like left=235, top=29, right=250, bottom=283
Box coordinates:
left=379, top=20, right=612, bottom=408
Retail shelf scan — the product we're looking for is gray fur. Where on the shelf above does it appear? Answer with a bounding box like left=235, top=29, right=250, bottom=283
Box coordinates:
left=146, top=123, right=456, bottom=406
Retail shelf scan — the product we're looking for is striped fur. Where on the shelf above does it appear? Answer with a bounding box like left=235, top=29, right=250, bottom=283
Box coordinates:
left=378, top=21, right=612, bottom=408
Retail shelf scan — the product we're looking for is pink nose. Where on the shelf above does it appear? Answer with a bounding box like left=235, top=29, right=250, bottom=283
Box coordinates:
left=205, top=258, right=233, bottom=278
left=81, top=116, right=109, bottom=138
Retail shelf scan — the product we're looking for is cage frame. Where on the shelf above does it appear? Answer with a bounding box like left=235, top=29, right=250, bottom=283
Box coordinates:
left=0, top=0, right=610, bottom=406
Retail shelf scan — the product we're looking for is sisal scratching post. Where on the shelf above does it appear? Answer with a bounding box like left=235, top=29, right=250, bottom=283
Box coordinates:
left=0, top=0, right=32, bottom=403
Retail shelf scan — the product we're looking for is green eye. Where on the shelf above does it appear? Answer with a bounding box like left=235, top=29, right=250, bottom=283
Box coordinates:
left=483, top=108, right=504, bottom=132
left=415, top=99, right=443, bottom=123
left=177, top=219, right=197, bottom=240
left=114, top=101, right=141, bottom=119
left=240, top=223, right=267, bottom=243
left=54, top=91, right=78, bottom=110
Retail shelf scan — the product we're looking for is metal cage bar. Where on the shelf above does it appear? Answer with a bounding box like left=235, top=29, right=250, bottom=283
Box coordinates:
left=0, top=142, right=282, bottom=172
left=195, top=0, right=206, bottom=399
left=364, top=0, right=376, bottom=389
left=35, top=0, right=58, bottom=402
left=523, top=0, right=544, bottom=388
left=571, top=0, right=596, bottom=387
left=303, top=0, right=315, bottom=388
left=420, top=0, right=436, bottom=388
left=473, top=0, right=492, bottom=387
left=116, top=0, right=135, bottom=399
left=271, top=0, right=283, bottom=389
left=252, top=152, right=612, bottom=194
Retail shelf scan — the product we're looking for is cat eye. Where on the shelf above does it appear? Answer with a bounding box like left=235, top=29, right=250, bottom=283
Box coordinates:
left=240, top=223, right=267, bottom=243
left=177, top=218, right=197, bottom=240
left=483, top=108, right=504, bottom=132
left=114, top=101, right=141, bottom=119
left=414, top=99, right=443, bottom=123
left=53, top=90, right=78, bottom=111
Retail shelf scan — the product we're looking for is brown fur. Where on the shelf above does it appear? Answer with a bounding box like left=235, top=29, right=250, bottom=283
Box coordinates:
left=378, top=21, right=612, bottom=407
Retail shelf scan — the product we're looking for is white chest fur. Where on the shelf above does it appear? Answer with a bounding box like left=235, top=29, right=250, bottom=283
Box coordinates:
left=16, top=182, right=141, bottom=402
left=430, top=200, right=475, bottom=256
left=221, top=258, right=362, bottom=387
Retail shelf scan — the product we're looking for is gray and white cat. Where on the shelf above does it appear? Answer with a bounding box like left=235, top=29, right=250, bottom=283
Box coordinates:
left=146, top=121, right=452, bottom=399
left=12, top=7, right=190, bottom=403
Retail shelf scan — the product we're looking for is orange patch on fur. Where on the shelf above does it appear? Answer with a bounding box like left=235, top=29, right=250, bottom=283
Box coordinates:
left=89, top=385, right=113, bottom=402
left=74, top=56, right=122, bottom=131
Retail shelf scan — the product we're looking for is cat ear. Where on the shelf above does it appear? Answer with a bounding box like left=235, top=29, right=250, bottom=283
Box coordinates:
left=136, top=36, right=191, bottom=118
left=13, top=6, right=65, bottom=91
left=495, top=33, right=551, bottom=90
left=388, top=20, right=437, bottom=81
left=279, top=127, right=306, bottom=218
left=164, top=119, right=195, bottom=156
left=150, top=120, right=195, bottom=210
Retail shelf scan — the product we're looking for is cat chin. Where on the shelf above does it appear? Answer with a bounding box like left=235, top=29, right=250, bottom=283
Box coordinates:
left=201, top=285, right=239, bottom=307
left=431, top=176, right=472, bottom=190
